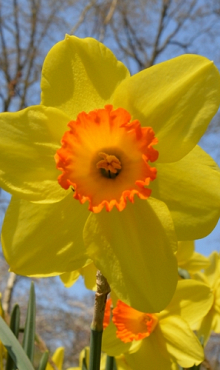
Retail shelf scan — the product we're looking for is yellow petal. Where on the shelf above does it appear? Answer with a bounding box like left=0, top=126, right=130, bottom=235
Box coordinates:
left=115, top=356, right=133, bottom=370
left=197, top=310, right=213, bottom=345
left=0, top=105, right=70, bottom=202
left=124, top=330, right=172, bottom=370
left=171, top=362, right=179, bottom=370
left=160, top=316, right=204, bottom=367
left=113, top=54, right=220, bottom=162
left=79, top=263, right=97, bottom=291
left=176, top=241, right=194, bottom=264
left=60, top=270, right=80, bottom=288
left=211, top=311, right=220, bottom=333
left=41, top=35, right=129, bottom=118
left=159, top=280, right=213, bottom=326
left=102, top=322, right=134, bottom=356
left=84, top=197, right=178, bottom=313
left=181, top=252, right=210, bottom=274
left=203, top=251, right=220, bottom=288
left=1, top=195, right=88, bottom=276
left=46, top=347, right=64, bottom=370
left=194, top=271, right=209, bottom=285
left=151, top=146, right=220, bottom=240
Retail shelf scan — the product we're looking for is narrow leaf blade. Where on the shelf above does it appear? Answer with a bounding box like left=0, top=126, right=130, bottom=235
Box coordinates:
left=22, top=282, right=36, bottom=362
left=6, top=304, right=20, bottom=370
left=38, top=351, right=49, bottom=370
left=0, top=316, right=35, bottom=370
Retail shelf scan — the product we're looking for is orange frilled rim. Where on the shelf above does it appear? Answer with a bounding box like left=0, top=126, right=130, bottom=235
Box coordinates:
left=112, top=300, right=158, bottom=343
left=55, top=105, right=158, bottom=213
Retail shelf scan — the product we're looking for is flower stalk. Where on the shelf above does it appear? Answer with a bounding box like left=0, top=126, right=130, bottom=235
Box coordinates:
left=89, top=270, right=110, bottom=370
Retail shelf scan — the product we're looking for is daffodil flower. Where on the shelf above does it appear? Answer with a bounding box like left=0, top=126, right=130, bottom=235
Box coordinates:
left=177, top=241, right=210, bottom=276
left=72, top=347, right=130, bottom=370
left=102, top=280, right=214, bottom=370
left=46, top=347, right=75, bottom=370
left=0, top=36, right=220, bottom=312
left=194, top=251, right=220, bottom=344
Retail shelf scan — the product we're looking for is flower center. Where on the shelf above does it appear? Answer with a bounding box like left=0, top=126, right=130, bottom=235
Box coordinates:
left=55, top=105, right=158, bottom=213
left=97, top=152, right=122, bottom=178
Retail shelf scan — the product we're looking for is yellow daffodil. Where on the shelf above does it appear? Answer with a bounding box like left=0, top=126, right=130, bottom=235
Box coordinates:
left=46, top=347, right=64, bottom=370
left=0, top=36, right=220, bottom=312
left=74, top=347, right=131, bottom=370
left=46, top=347, right=75, bottom=370
left=194, top=251, right=220, bottom=344
left=102, top=280, right=214, bottom=370
left=177, top=241, right=210, bottom=276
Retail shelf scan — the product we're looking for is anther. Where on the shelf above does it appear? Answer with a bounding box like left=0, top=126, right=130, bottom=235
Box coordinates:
left=96, top=152, right=122, bottom=178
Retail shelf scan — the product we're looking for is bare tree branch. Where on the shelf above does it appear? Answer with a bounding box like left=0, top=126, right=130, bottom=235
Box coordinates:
left=2, top=272, right=17, bottom=316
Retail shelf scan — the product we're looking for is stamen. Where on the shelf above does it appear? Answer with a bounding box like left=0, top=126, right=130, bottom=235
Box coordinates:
left=96, top=152, right=122, bottom=178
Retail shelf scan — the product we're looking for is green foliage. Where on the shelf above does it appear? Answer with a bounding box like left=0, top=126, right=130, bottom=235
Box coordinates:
left=0, top=315, right=34, bottom=370
left=0, top=282, right=49, bottom=370
left=37, top=351, right=49, bottom=370
left=105, top=356, right=117, bottom=370
left=22, top=282, right=36, bottom=363
left=6, top=304, right=20, bottom=370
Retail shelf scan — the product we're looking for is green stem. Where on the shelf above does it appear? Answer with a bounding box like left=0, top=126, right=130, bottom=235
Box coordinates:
left=105, top=356, right=117, bottom=370
left=89, top=329, right=103, bottom=370
left=89, top=271, right=110, bottom=370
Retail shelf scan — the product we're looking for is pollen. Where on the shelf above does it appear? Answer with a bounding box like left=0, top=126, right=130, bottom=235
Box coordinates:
left=55, top=105, right=158, bottom=213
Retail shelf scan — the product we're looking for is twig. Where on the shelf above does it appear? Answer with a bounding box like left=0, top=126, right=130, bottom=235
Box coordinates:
left=2, top=272, right=17, bottom=315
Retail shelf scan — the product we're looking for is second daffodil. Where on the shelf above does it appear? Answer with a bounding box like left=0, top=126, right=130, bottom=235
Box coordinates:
left=0, top=36, right=220, bottom=312
left=102, top=280, right=213, bottom=370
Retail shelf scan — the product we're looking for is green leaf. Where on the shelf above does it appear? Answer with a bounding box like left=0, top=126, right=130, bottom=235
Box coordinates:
left=6, top=304, right=20, bottom=370
left=0, top=315, right=35, bottom=370
left=10, top=304, right=20, bottom=338
left=37, top=351, right=49, bottom=370
left=22, top=282, right=36, bottom=362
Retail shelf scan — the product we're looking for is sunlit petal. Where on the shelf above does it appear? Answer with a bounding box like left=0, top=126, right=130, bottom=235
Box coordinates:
left=159, top=280, right=213, bottom=326
left=160, top=316, right=204, bottom=367
left=41, top=35, right=129, bottom=118
left=0, top=105, right=70, bottom=202
left=60, top=271, right=80, bottom=288
left=46, top=347, right=64, bottom=370
left=84, top=197, right=177, bottom=313
left=113, top=55, right=220, bottom=162
left=1, top=195, right=89, bottom=276
left=151, top=146, right=220, bottom=240
left=124, top=331, right=172, bottom=370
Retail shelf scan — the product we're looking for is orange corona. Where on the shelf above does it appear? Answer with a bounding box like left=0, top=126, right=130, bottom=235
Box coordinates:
left=55, top=105, right=158, bottom=212
left=106, top=299, right=158, bottom=343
